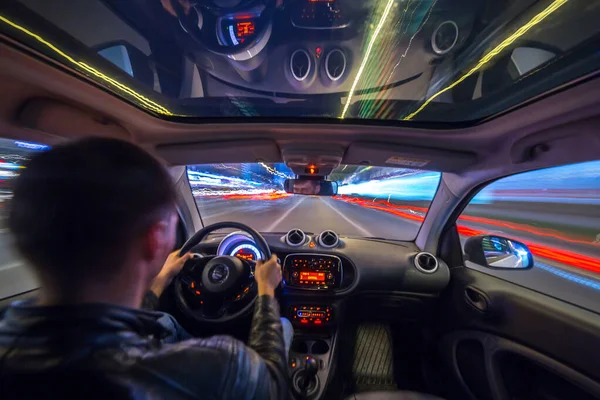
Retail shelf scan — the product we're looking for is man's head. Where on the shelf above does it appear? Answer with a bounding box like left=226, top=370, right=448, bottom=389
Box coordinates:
left=9, top=138, right=178, bottom=300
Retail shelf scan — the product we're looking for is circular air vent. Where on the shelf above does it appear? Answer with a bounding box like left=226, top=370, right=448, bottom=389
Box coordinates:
left=414, top=252, right=439, bottom=274
left=325, top=49, right=346, bottom=81
left=431, top=21, right=459, bottom=55
left=290, top=49, right=311, bottom=81
left=318, top=230, right=339, bottom=248
left=286, top=229, right=306, bottom=247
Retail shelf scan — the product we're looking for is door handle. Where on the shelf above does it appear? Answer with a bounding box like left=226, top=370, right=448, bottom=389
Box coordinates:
left=464, top=287, right=489, bottom=313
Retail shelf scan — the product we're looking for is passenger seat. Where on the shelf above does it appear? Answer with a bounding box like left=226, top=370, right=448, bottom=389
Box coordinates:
left=345, top=391, right=444, bottom=400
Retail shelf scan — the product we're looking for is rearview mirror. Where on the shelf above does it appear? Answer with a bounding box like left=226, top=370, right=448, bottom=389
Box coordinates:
left=284, top=179, right=338, bottom=196
left=464, top=235, right=533, bottom=269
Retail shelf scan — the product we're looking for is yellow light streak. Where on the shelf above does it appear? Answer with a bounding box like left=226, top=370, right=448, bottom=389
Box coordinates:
left=0, top=15, right=175, bottom=116
left=340, top=0, right=396, bottom=119
left=403, top=0, right=568, bottom=121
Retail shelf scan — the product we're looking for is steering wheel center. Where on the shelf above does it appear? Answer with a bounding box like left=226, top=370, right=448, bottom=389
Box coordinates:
left=208, top=264, right=229, bottom=284
left=202, top=256, right=248, bottom=294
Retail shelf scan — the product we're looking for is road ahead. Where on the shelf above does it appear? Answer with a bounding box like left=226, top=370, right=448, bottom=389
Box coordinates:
left=198, top=196, right=421, bottom=239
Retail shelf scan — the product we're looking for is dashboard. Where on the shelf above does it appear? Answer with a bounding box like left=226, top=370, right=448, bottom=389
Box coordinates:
left=201, top=228, right=450, bottom=296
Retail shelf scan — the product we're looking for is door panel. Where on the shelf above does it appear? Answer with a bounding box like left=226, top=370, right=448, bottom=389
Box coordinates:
left=438, top=267, right=600, bottom=399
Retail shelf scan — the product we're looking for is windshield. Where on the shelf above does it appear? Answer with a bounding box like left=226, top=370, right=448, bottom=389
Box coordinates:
left=2, top=0, right=598, bottom=123
left=188, top=164, right=441, bottom=240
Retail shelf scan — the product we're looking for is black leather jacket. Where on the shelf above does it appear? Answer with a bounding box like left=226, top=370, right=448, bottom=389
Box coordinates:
left=0, top=295, right=288, bottom=399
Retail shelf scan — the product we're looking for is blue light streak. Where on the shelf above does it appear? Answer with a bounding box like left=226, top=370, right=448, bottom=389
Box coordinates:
left=338, top=172, right=441, bottom=201
left=14, top=141, right=50, bottom=151
left=536, top=262, right=600, bottom=291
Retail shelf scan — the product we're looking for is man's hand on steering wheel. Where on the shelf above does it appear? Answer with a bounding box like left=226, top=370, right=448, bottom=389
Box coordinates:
left=254, top=254, right=282, bottom=298
left=150, top=250, right=194, bottom=298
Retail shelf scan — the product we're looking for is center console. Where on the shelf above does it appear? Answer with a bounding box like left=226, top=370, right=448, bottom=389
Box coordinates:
left=283, top=254, right=342, bottom=290
left=283, top=253, right=347, bottom=399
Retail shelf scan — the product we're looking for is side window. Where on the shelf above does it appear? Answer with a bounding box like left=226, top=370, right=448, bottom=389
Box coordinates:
left=458, top=160, right=600, bottom=313
left=0, top=138, right=49, bottom=300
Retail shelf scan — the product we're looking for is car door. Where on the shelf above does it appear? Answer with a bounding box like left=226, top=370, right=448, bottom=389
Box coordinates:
left=436, top=160, right=600, bottom=400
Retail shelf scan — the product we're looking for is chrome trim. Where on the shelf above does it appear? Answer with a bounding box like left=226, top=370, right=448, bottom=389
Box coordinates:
left=413, top=252, right=439, bottom=274
left=283, top=253, right=343, bottom=291
left=285, top=229, right=306, bottom=247
left=290, top=49, right=311, bottom=82
left=325, top=49, right=346, bottom=82
left=431, top=20, right=459, bottom=55
left=317, top=230, right=339, bottom=248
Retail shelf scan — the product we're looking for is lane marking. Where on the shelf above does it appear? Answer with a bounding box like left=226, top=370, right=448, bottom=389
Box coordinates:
left=265, top=197, right=306, bottom=232
left=319, top=197, right=373, bottom=237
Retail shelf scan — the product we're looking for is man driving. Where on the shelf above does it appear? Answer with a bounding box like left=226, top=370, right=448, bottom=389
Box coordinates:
left=0, top=138, right=290, bottom=399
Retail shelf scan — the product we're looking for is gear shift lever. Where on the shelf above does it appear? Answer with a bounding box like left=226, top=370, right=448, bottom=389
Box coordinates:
left=300, top=357, right=318, bottom=390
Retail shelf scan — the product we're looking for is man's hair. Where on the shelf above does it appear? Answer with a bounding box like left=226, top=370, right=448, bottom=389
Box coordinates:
left=9, top=137, right=176, bottom=283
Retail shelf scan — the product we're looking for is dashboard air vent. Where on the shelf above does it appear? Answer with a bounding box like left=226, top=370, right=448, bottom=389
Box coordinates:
left=318, top=230, right=339, bottom=248
left=290, top=49, right=311, bottom=81
left=431, top=20, right=459, bottom=55
left=286, top=229, right=306, bottom=247
left=414, top=252, right=438, bottom=274
left=325, top=49, right=346, bottom=81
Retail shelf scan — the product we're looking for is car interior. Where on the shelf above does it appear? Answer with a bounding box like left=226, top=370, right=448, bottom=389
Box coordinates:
left=0, top=0, right=599, bottom=399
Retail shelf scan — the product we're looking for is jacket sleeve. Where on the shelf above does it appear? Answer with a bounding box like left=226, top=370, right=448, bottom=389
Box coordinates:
left=131, top=296, right=288, bottom=399
left=245, top=295, right=289, bottom=399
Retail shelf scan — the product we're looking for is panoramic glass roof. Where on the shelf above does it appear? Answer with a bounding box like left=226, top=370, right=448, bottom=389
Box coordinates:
left=1, top=0, right=598, bottom=123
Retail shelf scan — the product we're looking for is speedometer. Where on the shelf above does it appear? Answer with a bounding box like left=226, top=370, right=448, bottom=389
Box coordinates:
left=230, top=243, right=261, bottom=261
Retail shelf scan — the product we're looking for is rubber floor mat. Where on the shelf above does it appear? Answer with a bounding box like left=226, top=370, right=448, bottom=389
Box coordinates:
left=352, top=324, right=397, bottom=392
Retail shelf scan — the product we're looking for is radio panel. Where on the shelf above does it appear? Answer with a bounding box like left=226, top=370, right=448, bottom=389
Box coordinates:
left=283, top=254, right=342, bottom=290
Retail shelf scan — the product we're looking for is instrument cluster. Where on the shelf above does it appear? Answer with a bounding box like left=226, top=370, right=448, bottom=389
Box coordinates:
left=217, top=232, right=263, bottom=261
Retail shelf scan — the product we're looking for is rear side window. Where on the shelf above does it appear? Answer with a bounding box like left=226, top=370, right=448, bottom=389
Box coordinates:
left=457, top=160, right=600, bottom=313
left=0, top=138, right=48, bottom=300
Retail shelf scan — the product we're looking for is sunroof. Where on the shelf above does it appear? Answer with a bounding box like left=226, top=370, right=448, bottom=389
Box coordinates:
left=1, top=0, right=598, bottom=123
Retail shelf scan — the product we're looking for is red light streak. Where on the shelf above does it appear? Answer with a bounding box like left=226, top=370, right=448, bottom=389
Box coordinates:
left=222, top=193, right=291, bottom=201
left=333, top=195, right=600, bottom=273
left=334, top=195, right=596, bottom=246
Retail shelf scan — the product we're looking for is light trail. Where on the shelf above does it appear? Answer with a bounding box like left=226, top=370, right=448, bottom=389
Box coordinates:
left=333, top=194, right=600, bottom=273
left=0, top=15, right=175, bottom=116
left=340, top=0, right=396, bottom=119
left=259, top=162, right=292, bottom=179
left=403, top=0, right=569, bottom=120
left=336, top=194, right=598, bottom=246
left=385, top=0, right=438, bottom=86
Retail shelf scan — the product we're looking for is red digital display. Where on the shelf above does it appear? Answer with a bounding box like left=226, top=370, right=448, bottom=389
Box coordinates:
left=299, top=271, right=326, bottom=283
left=235, top=249, right=255, bottom=261
left=292, top=305, right=332, bottom=326
left=236, top=21, right=255, bottom=38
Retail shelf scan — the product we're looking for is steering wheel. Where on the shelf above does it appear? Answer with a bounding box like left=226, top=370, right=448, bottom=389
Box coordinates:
left=172, top=0, right=277, bottom=56
left=173, top=222, right=271, bottom=324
